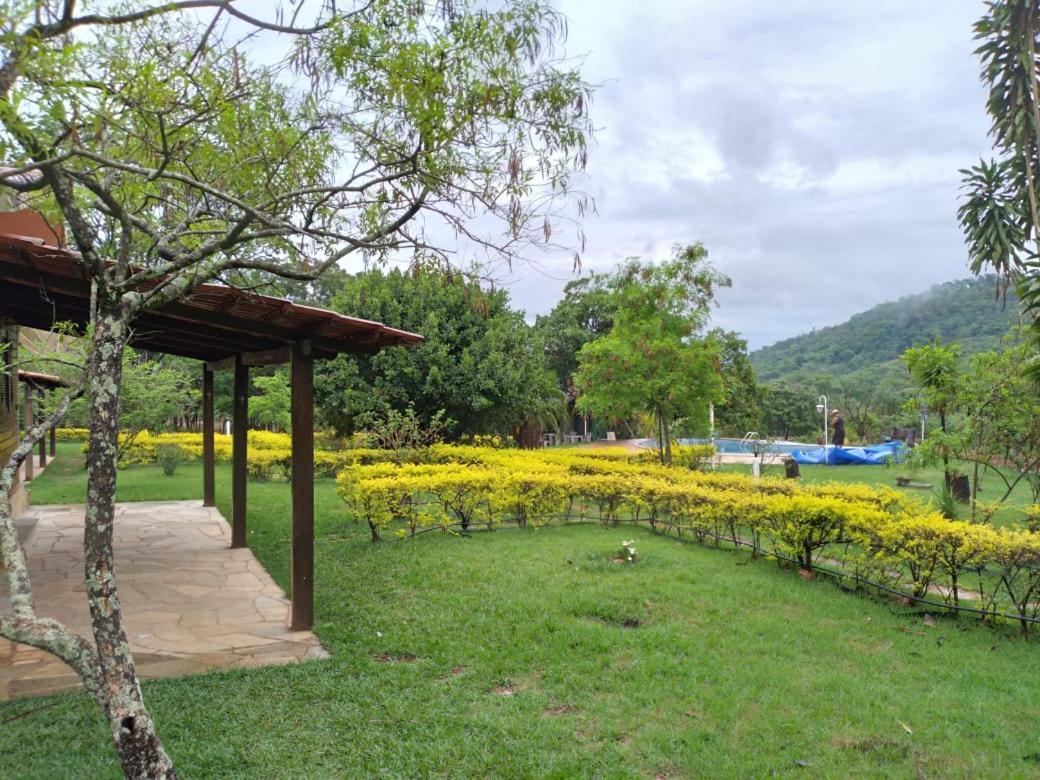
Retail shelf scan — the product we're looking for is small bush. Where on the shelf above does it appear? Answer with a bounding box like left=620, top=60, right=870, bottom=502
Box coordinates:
left=156, top=444, right=184, bottom=476
left=247, top=459, right=276, bottom=482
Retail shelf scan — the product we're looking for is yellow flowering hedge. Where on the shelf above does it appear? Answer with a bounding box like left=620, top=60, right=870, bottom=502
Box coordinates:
left=56, top=427, right=412, bottom=479
left=336, top=444, right=1040, bottom=631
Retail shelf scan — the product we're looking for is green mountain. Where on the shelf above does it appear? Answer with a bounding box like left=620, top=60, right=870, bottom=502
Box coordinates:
left=750, top=277, right=1020, bottom=386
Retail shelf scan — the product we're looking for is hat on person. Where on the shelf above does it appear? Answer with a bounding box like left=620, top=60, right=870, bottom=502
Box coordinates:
left=830, top=409, right=840, bottom=416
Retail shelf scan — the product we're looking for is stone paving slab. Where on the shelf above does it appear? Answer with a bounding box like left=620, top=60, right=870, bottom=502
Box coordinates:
left=0, top=501, right=328, bottom=700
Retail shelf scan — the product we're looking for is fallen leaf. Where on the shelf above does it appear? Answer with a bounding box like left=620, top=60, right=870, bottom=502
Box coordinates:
left=899, top=720, right=913, bottom=735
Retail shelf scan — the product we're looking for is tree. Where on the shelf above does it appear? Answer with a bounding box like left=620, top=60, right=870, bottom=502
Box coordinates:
left=918, top=338, right=1040, bottom=518
left=533, top=272, right=616, bottom=386
left=812, top=373, right=896, bottom=445
left=57, top=349, right=198, bottom=454
left=903, top=340, right=961, bottom=484
left=759, top=381, right=818, bottom=441
left=250, top=370, right=292, bottom=432
left=0, top=3, right=590, bottom=775
left=710, top=329, right=762, bottom=436
left=316, top=265, right=563, bottom=439
left=573, top=243, right=729, bottom=463
left=958, top=1, right=1040, bottom=371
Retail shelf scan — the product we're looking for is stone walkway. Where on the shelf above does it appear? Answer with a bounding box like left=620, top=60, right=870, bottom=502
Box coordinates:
left=1, top=501, right=328, bottom=700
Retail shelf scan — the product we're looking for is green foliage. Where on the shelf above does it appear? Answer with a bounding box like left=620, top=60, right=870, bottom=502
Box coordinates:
left=250, top=371, right=292, bottom=432
left=0, top=1, right=593, bottom=281
left=360, top=405, right=450, bottom=463
left=751, top=277, right=1018, bottom=386
left=912, top=338, right=1040, bottom=511
left=156, top=444, right=184, bottom=477
left=903, top=338, right=960, bottom=485
left=533, top=273, right=617, bottom=386
left=959, top=1, right=1040, bottom=371
left=752, top=279, right=1020, bottom=442
left=65, top=349, right=197, bottom=457
left=710, top=329, right=763, bottom=436
left=760, top=382, right=819, bottom=440
left=574, top=243, right=730, bottom=462
left=316, top=266, right=560, bottom=439
left=902, top=340, right=960, bottom=432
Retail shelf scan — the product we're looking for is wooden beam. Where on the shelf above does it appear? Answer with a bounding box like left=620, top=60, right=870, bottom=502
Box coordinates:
left=22, top=384, right=32, bottom=481
left=289, top=339, right=314, bottom=631
left=240, top=345, right=292, bottom=367
left=49, top=423, right=56, bottom=457
left=207, top=345, right=293, bottom=373
left=37, top=389, right=46, bottom=468
left=231, top=356, right=248, bottom=548
left=205, top=356, right=236, bottom=373
left=202, top=366, right=215, bottom=508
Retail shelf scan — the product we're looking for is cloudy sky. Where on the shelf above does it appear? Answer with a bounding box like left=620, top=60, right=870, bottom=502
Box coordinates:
left=496, top=0, right=994, bottom=349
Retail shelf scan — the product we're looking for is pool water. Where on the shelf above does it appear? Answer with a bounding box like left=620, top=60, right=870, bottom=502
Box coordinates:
left=642, top=437, right=816, bottom=455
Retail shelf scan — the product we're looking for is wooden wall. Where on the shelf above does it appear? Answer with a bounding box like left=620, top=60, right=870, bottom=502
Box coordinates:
left=0, top=319, right=23, bottom=516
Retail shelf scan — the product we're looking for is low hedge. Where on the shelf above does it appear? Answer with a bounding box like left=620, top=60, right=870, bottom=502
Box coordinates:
left=336, top=445, right=1040, bottom=632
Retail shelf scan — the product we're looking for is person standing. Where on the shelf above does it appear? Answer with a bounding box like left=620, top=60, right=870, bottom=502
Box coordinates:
left=830, top=409, right=845, bottom=447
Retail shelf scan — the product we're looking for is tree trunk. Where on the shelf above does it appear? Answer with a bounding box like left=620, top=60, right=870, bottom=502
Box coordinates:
left=940, top=409, right=951, bottom=486
left=663, top=416, right=672, bottom=465
left=653, top=409, right=661, bottom=463
left=84, top=301, right=176, bottom=778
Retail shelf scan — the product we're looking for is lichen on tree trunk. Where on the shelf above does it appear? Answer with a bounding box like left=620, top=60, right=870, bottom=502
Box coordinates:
left=84, top=301, right=176, bottom=779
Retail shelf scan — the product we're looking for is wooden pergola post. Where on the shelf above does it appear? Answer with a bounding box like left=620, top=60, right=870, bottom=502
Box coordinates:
left=22, top=383, right=33, bottom=481
left=37, top=389, right=46, bottom=468
left=290, top=340, right=314, bottom=630
left=49, top=423, right=56, bottom=457
left=202, top=366, right=215, bottom=508
left=231, top=355, right=248, bottom=548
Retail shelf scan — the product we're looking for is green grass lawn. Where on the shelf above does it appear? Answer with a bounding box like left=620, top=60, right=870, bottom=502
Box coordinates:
left=5, top=446, right=1040, bottom=777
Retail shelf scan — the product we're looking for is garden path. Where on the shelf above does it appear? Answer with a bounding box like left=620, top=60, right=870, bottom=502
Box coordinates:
left=0, top=501, right=327, bottom=700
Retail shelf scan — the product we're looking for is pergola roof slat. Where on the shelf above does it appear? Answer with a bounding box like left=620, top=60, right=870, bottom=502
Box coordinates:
left=0, top=234, right=424, bottom=362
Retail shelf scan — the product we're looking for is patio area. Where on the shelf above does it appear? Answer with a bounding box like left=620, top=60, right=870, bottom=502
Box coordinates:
left=1, top=500, right=328, bottom=701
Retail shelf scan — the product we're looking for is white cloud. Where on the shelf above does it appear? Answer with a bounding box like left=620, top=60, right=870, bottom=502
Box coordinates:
left=497, top=0, right=996, bottom=349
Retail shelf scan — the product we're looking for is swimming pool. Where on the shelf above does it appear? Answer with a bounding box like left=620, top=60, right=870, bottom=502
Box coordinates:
left=640, top=437, right=816, bottom=455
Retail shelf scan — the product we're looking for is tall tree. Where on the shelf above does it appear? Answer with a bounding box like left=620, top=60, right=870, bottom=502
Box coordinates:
left=533, top=272, right=616, bottom=386
left=918, top=338, right=1040, bottom=516
left=573, top=243, right=729, bottom=463
left=0, top=2, right=590, bottom=776
left=959, top=0, right=1040, bottom=370
left=903, top=340, right=961, bottom=485
left=710, top=328, right=762, bottom=437
left=316, top=265, right=563, bottom=438
left=759, top=381, right=819, bottom=441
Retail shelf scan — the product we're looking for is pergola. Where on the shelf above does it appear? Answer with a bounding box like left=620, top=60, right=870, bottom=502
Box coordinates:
left=0, top=231, right=423, bottom=630
left=17, top=369, right=67, bottom=480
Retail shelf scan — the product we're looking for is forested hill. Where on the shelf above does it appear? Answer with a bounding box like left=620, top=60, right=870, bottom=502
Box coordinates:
left=750, top=277, right=1019, bottom=382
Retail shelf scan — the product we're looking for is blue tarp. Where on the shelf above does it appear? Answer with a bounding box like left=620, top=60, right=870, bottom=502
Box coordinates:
left=789, top=441, right=906, bottom=466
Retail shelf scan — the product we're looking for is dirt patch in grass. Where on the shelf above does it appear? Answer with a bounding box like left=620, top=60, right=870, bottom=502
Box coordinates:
left=373, top=653, right=420, bottom=663
left=541, top=704, right=578, bottom=716
left=491, top=684, right=516, bottom=696
left=834, top=735, right=910, bottom=760
left=581, top=612, right=643, bottom=629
